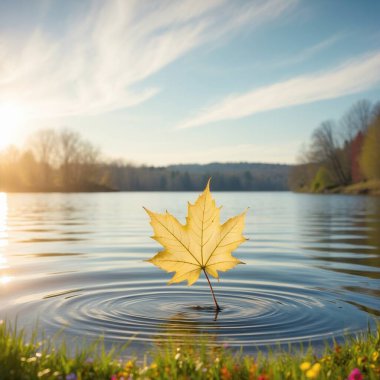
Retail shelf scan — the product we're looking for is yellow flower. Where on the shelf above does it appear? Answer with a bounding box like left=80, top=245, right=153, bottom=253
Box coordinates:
left=125, top=360, right=134, bottom=369
left=300, top=362, right=311, bottom=371
left=249, top=363, right=257, bottom=374
left=306, top=369, right=318, bottom=379
left=357, top=357, right=364, bottom=365
left=305, top=363, right=321, bottom=379
left=321, top=355, right=330, bottom=363
left=372, top=351, right=379, bottom=362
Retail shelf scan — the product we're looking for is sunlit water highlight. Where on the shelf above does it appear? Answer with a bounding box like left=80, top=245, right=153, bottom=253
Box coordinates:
left=0, top=192, right=379, bottom=353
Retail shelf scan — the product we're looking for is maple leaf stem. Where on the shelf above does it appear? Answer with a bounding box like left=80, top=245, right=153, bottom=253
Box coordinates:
left=203, top=269, right=221, bottom=311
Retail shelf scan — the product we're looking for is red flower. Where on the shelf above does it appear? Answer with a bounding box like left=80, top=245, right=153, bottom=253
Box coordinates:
left=347, top=368, right=363, bottom=380
left=220, top=366, right=232, bottom=380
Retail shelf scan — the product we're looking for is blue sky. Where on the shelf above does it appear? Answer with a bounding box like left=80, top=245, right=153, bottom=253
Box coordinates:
left=1, top=0, right=380, bottom=165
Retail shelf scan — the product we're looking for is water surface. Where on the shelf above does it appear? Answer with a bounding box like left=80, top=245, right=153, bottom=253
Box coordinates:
left=0, top=192, right=379, bottom=353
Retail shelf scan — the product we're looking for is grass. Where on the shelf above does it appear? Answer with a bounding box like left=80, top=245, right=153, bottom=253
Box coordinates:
left=0, top=320, right=379, bottom=380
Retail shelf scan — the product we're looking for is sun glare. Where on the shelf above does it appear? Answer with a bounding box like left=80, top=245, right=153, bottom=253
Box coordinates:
left=0, top=275, right=12, bottom=285
left=0, top=193, right=7, bottom=246
left=0, top=103, right=25, bottom=150
left=0, top=193, right=10, bottom=285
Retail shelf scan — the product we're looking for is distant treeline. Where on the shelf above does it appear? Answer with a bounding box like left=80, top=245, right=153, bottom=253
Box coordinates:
left=0, top=129, right=290, bottom=192
left=289, top=99, right=380, bottom=193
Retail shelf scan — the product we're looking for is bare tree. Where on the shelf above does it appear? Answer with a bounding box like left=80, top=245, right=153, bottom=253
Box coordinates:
left=340, top=100, right=375, bottom=184
left=57, top=129, right=100, bottom=188
left=28, top=129, right=58, bottom=164
left=58, top=129, right=81, bottom=186
left=28, top=129, right=58, bottom=186
left=341, top=99, right=372, bottom=141
left=371, top=101, right=380, bottom=121
left=309, top=121, right=349, bottom=185
left=72, top=140, right=100, bottom=185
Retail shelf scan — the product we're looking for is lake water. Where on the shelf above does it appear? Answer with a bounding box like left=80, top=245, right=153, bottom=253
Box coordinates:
left=0, top=192, right=379, bottom=354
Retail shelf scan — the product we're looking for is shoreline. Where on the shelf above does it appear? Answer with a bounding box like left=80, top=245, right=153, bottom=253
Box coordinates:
left=296, top=180, right=380, bottom=196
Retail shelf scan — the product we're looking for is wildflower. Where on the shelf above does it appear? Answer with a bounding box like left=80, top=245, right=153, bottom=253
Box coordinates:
left=249, top=362, right=257, bottom=375
left=347, top=368, right=363, bottom=380
left=110, top=376, right=117, bottom=380
left=37, top=369, right=50, bottom=377
left=195, top=360, right=203, bottom=371
left=220, top=366, right=232, bottom=380
left=357, top=356, right=367, bottom=365
left=305, top=369, right=317, bottom=379
left=140, top=366, right=148, bottom=374
left=175, top=352, right=181, bottom=360
left=125, top=360, right=134, bottom=368
left=300, top=362, right=311, bottom=371
left=257, top=374, right=269, bottom=380
left=124, top=360, right=134, bottom=373
left=66, top=374, right=77, bottom=380
left=305, top=363, right=321, bottom=379
left=117, top=371, right=128, bottom=379
left=372, top=351, right=379, bottom=362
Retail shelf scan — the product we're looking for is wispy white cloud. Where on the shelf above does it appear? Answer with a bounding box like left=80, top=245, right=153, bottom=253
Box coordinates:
left=0, top=0, right=297, bottom=120
left=271, top=34, right=344, bottom=68
left=177, top=51, right=380, bottom=129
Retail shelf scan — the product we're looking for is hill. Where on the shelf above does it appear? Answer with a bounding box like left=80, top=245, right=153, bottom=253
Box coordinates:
left=159, top=162, right=291, bottom=191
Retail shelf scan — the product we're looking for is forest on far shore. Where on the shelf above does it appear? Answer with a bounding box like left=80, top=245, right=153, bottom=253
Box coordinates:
left=2, top=98, right=379, bottom=194
left=289, top=99, right=380, bottom=193
left=0, top=130, right=290, bottom=192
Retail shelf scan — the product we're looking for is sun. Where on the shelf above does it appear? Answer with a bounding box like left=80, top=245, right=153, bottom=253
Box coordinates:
left=0, top=103, right=26, bottom=150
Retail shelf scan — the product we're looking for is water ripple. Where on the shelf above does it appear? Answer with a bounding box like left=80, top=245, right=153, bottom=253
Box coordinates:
left=32, top=281, right=368, bottom=349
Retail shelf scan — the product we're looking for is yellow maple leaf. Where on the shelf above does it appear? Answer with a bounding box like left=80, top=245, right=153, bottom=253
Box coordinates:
left=144, top=179, right=247, bottom=310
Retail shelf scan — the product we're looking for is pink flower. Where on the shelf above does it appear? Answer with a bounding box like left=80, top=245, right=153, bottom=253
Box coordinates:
left=348, top=368, right=363, bottom=380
